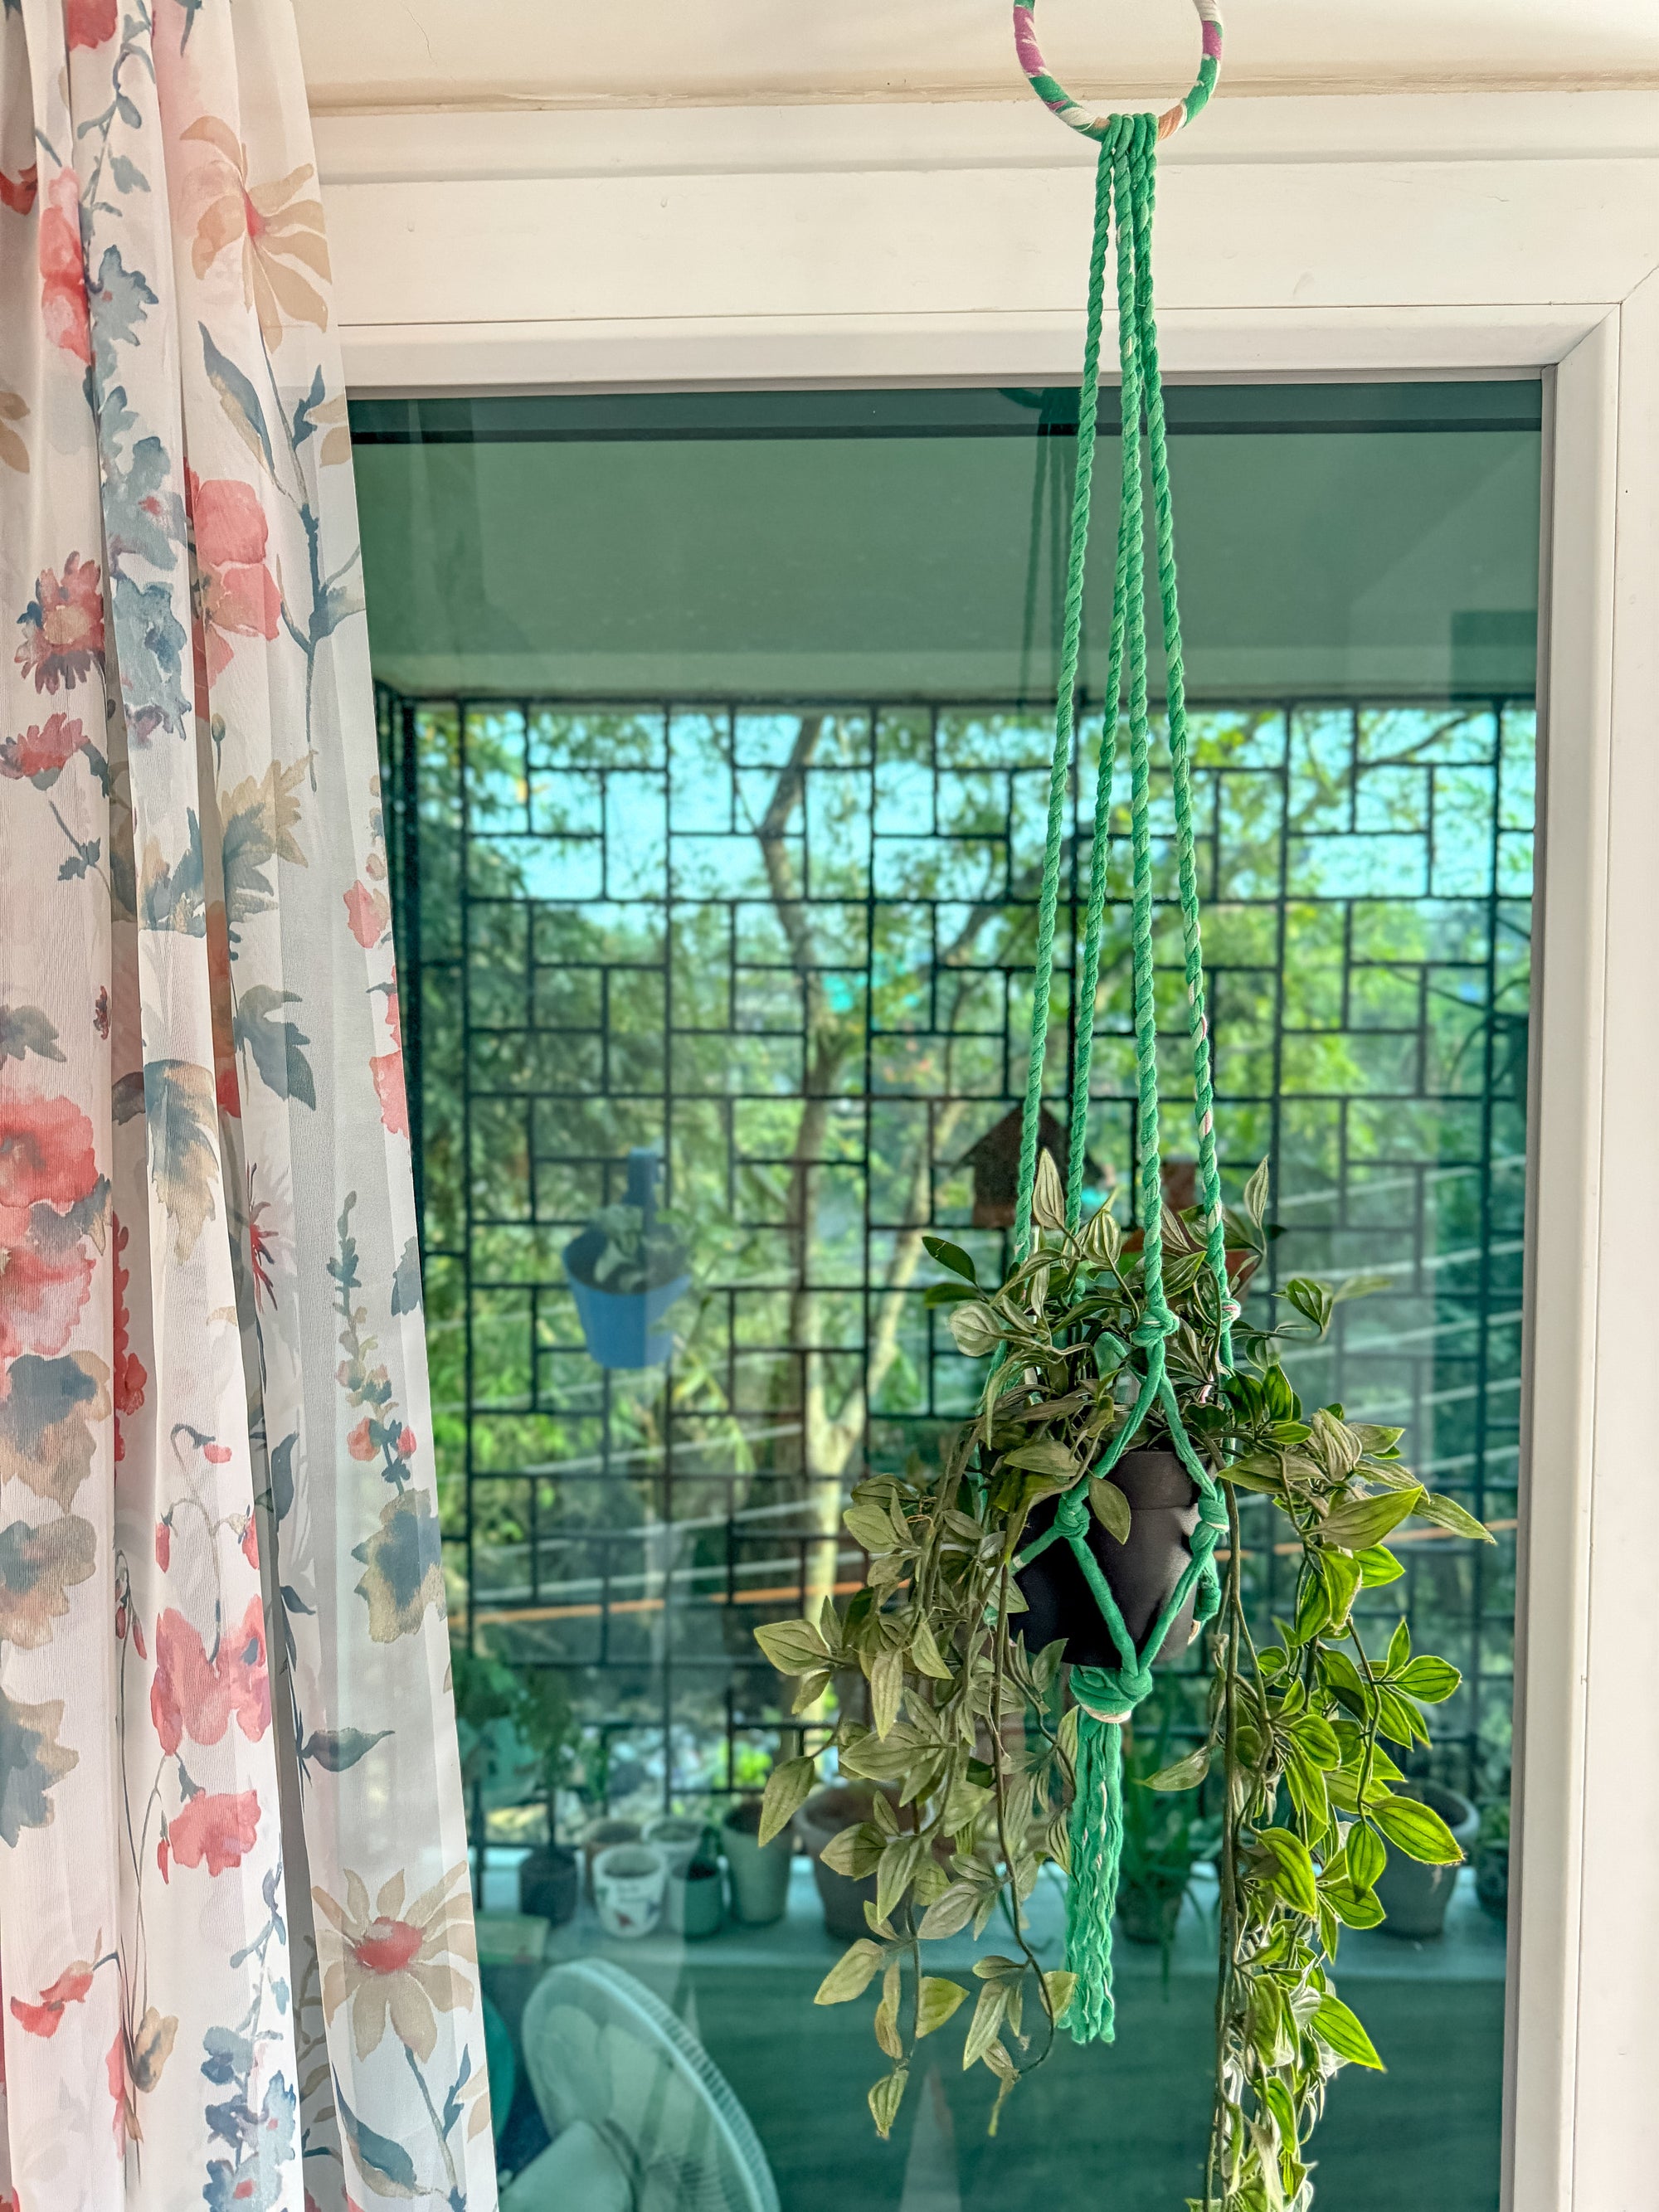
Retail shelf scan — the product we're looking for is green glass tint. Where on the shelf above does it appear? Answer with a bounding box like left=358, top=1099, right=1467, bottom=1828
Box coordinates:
left=358, top=381, right=1538, bottom=2210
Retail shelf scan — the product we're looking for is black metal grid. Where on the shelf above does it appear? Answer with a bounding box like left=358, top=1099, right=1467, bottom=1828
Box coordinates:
left=378, top=686, right=1532, bottom=1816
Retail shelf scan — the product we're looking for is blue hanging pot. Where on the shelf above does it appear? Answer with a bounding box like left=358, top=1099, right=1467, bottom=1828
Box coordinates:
left=564, top=1228, right=689, bottom=1370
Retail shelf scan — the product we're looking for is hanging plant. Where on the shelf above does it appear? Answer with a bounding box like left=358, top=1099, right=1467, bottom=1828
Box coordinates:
left=754, top=1155, right=1488, bottom=2161
left=754, top=1, right=1494, bottom=2188
left=563, top=1147, right=690, bottom=1370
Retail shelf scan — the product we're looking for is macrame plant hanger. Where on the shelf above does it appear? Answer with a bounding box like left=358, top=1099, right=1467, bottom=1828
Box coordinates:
left=1007, top=0, right=1235, bottom=2045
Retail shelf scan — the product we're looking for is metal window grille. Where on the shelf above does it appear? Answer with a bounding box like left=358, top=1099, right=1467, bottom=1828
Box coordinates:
left=378, top=686, right=1531, bottom=1819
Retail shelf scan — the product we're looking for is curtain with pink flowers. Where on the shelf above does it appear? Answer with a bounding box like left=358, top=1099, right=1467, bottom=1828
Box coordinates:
left=0, top=3, right=495, bottom=2207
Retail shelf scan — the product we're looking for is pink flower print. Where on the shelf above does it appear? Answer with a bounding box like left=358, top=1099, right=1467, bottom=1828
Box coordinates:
left=371, top=1051, right=409, bottom=1138
left=168, top=1787, right=261, bottom=1876
left=0, top=163, right=36, bottom=216
left=11, top=1959, right=94, bottom=2038
left=347, top=1417, right=376, bottom=1461
left=0, top=1087, right=101, bottom=1362
left=186, top=469, right=281, bottom=685
left=15, top=552, right=104, bottom=691
left=36, top=173, right=91, bottom=367
left=0, top=712, right=85, bottom=786
left=343, top=880, right=390, bottom=949
left=149, top=1597, right=271, bottom=1756
left=112, top=1217, right=146, bottom=1466
left=154, top=1518, right=171, bottom=1572
left=66, top=0, right=117, bottom=46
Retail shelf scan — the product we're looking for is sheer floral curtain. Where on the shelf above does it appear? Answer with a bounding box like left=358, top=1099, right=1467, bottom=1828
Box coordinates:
left=0, top=2, right=495, bottom=2205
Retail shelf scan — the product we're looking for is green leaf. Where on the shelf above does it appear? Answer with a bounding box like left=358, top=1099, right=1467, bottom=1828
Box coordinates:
left=1317, top=1547, right=1363, bottom=1633
left=1043, top=1969, right=1078, bottom=2026
left=923, top=1280, right=977, bottom=1309
left=961, top=1979, right=1010, bottom=2070
left=1372, top=1793, right=1464, bottom=1865
left=1256, top=1827, right=1320, bottom=1916
left=1289, top=1713, right=1340, bottom=1769
left=1345, top=1823, right=1386, bottom=1891
left=1243, top=1158, right=1271, bottom=1226
left=870, top=1645, right=904, bottom=1739
left=1087, top=1475, right=1131, bottom=1542
left=868, top=2068, right=907, bottom=2140
left=916, top=1976, right=968, bottom=2037
left=1146, top=1744, right=1210, bottom=1792
left=1355, top=1544, right=1404, bottom=1586
left=822, top=1821, right=884, bottom=1879
left=1321, top=1486, right=1422, bottom=1552
left=1326, top=1877, right=1386, bottom=1929
left=1031, top=1148, right=1066, bottom=1230
left=815, top=1939, right=886, bottom=2005
left=1413, top=1491, right=1496, bottom=1544
left=759, top=1754, right=817, bottom=1845
left=923, top=1236, right=978, bottom=1283
left=917, top=1882, right=980, bottom=1938
left=909, top=1615, right=952, bottom=1680
left=1397, top=1654, right=1462, bottom=1704
left=1002, top=1438, right=1078, bottom=1480
left=875, top=1833, right=925, bottom=1923
left=844, top=1500, right=905, bottom=1555
left=754, top=1617, right=828, bottom=1675
left=947, top=1301, right=1004, bottom=1360
left=1313, top=1993, right=1385, bottom=2070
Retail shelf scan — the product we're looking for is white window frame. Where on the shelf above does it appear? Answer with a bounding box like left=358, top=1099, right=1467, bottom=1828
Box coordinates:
left=318, top=92, right=1659, bottom=2210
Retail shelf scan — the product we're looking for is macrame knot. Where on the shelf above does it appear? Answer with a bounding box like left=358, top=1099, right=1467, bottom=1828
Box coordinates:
left=1195, top=1490, right=1229, bottom=1535
left=1131, top=1307, right=1180, bottom=1347
left=1054, top=1484, right=1093, bottom=1541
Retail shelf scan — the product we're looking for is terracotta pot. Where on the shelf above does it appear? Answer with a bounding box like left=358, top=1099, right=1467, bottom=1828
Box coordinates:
left=1015, top=1450, right=1199, bottom=1671
left=1374, top=1783, right=1479, bottom=1939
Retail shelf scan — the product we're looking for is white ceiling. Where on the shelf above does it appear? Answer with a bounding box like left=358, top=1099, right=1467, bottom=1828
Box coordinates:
left=294, top=0, right=1659, bottom=112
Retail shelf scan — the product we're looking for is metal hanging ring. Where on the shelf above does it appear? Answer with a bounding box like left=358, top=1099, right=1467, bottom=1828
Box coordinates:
left=1013, top=0, right=1223, bottom=144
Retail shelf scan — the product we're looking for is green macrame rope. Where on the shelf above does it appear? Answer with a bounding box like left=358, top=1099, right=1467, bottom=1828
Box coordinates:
left=1012, top=137, right=1115, bottom=1264
left=1005, top=108, right=1235, bottom=2044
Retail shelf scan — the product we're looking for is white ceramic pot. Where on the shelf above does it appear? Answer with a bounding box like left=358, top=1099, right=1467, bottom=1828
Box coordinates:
left=592, top=1844, right=669, bottom=1939
left=645, top=1816, right=708, bottom=1882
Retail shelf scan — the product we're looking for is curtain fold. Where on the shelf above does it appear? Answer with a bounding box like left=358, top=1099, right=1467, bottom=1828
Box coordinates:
left=0, top=3, right=495, bottom=2205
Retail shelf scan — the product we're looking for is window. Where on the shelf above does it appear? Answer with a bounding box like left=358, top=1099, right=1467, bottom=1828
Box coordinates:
left=358, top=380, right=1539, bottom=2208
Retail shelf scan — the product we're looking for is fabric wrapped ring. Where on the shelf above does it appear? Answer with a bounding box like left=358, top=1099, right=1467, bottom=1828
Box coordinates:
left=1013, top=0, right=1223, bottom=144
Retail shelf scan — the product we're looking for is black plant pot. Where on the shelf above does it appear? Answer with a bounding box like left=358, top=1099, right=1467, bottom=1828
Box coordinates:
left=1015, top=1450, right=1199, bottom=1670
left=518, top=1842, right=580, bottom=1927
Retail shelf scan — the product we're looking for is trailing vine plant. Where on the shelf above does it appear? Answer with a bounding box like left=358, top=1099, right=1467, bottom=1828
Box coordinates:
left=754, top=1155, right=1492, bottom=2199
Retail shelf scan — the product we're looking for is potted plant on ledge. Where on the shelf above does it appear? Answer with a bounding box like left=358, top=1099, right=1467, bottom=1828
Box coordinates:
left=564, top=1147, right=690, bottom=1370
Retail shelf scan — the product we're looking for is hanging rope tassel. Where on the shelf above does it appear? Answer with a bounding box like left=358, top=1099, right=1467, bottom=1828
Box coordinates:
left=1064, top=1666, right=1147, bottom=2042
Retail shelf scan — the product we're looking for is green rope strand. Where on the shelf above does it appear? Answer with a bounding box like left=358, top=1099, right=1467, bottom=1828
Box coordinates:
left=1116, top=117, right=1175, bottom=1338
left=1013, top=135, right=1117, bottom=1264
left=1063, top=151, right=1138, bottom=1234
left=1126, top=124, right=1235, bottom=1365
left=1005, top=104, right=1238, bottom=2049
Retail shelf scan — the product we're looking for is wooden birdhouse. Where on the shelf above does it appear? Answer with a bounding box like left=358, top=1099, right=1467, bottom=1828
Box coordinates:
left=957, top=1106, right=1102, bottom=1228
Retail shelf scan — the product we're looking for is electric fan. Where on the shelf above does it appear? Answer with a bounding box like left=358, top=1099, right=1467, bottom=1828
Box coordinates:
left=500, top=1958, right=780, bottom=2212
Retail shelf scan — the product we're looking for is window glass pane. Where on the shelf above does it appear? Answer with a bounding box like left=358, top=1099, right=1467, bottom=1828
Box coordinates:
left=358, top=381, right=1538, bottom=2211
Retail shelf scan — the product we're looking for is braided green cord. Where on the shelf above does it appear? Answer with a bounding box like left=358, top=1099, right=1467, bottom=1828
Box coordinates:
left=1012, top=135, right=1117, bottom=1265
left=1126, top=127, right=1236, bottom=1367
left=1063, top=153, right=1138, bottom=1235
left=1115, top=116, right=1175, bottom=1339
